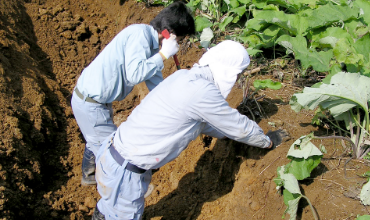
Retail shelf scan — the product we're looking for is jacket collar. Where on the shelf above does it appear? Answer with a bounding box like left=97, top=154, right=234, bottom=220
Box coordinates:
left=189, top=65, right=215, bottom=83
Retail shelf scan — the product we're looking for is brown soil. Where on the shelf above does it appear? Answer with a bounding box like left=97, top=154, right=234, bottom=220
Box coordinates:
left=0, top=0, right=369, bottom=219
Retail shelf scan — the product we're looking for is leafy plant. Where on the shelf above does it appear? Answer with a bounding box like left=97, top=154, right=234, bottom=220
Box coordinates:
left=290, top=71, right=370, bottom=159
left=274, top=134, right=322, bottom=220
left=253, top=79, right=282, bottom=90
left=357, top=215, right=370, bottom=220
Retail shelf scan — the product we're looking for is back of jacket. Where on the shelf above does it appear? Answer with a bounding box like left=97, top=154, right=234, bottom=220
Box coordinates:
left=114, top=66, right=270, bottom=170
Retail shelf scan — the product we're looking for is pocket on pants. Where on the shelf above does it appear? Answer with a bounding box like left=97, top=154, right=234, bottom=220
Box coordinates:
left=96, top=147, right=121, bottom=199
left=90, top=105, right=117, bottom=138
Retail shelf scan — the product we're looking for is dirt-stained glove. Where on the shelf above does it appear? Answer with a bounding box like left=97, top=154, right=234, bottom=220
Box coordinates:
left=160, top=34, right=179, bottom=60
left=266, top=129, right=290, bottom=150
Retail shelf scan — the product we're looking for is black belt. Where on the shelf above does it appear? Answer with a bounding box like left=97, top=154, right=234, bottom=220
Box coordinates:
left=74, top=87, right=100, bottom=104
left=109, top=142, right=147, bottom=174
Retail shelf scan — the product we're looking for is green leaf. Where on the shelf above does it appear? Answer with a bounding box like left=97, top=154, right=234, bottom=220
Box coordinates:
left=328, top=64, right=342, bottom=77
left=353, top=0, right=370, bottom=26
left=219, top=16, right=233, bottom=31
left=252, top=10, right=308, bottom=36
left=292, top=72, right=370, bottom=119
left=289, top=95, right=303, bottom=113
left=286, top=156, right=322, bottom=180
left=229, top=0, right=240, bottom=9
left=333, top=38, right=364, bottom=65
left=307, top=3, right=359, bottom=30
left=277, top=35, right=332, bottom=72
left=283, top=189, right=301, bottom=206
left=283, top=189, right=302, bottom=220
left=354, top=33, right=370, bottom=63
left=287, top=134, right=323, bottom=159
left=252, top=0, right=267, bottom=9
left=344, top=19, right=366, bottom=39
left=200, top=27, right=214, bottom=48
left=230, top=5, right=246, bottom=17
left=237, top=0, right=251, bottom=4
left=253, top=79, right=282, bottom=90
left=262, top=4, right=279, bottom=11
left=240, top=35, right=262, bottom=48
left=356, top=215, right=370, bottom=220
left=274, top=166, right=284, bottom=189
left=246, top=47, right=263, bottom=56
left=289, top=0, right=320, bottom=9
left=310, top=27, right=353, bottom=49
left=244, top=15, right=268, bottom=33
left=361, top=180, right=370, bottom=205
left=278, top=166, right=301, bottom=194
left=195, top=16, right=212, bottom=32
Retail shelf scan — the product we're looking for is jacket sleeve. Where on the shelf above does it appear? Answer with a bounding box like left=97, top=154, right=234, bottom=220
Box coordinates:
left=202, top=123, right=226, bottom=139
left=145, top=70, right=164, bottom=91
left=187, top=83, right=271, bottom=148
left=124, top=28, right=164, bottom=86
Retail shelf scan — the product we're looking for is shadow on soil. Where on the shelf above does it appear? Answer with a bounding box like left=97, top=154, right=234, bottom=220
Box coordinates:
left=144, top=134, right=273, bottom=219
left=0, top=1, right=72, bottom=218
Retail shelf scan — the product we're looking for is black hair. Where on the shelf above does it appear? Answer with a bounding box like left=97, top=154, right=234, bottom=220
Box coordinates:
left=150, top=1, right=195, bottom=37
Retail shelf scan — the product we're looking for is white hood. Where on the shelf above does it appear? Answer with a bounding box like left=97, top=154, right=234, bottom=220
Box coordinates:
left=195, top=40, right=250, bottom=98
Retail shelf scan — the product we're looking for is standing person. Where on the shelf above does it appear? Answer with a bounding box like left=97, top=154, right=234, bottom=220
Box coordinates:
left=71, top=1, right=195, bottom=186
left=92, top=40, right=287, bottom=220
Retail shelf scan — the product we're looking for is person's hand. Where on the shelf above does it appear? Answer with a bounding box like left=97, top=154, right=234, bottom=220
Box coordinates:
left=266, top=129, right=290, bottom=150
left=159, top=34, right=179, bottom=60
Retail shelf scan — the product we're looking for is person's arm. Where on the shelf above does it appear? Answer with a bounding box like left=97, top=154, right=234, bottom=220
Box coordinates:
left=187, top=84, right=271, bottom=148
left=124, top=29, right=164, bottom=86
left=202, top=123, right=226, bottom=139
left=145, top=71, right=164, bottom=91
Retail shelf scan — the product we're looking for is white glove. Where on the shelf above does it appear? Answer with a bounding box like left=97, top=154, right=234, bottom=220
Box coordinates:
left=159, top=34, right=179, bottom=59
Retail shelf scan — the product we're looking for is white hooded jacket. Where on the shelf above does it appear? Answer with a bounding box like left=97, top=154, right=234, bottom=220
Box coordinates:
left=113, top=41, right=270, bottom=170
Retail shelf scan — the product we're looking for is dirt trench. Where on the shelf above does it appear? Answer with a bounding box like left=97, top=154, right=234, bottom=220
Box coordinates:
left=1, top=0, right=369, bottom=219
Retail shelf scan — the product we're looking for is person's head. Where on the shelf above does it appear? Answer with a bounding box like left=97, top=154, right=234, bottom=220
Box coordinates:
left=197, top=40, right=250, bottom=98
left=150, top=1, right=195, bottom=38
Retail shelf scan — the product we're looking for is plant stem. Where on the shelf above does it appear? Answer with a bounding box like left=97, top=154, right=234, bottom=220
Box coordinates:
left=313, top=136, right=356, bottom=157
left=301, top=195, right=319, bottom=220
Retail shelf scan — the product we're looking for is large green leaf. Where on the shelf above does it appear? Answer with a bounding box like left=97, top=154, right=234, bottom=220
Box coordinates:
left=277, top=166, right=301, bottom=194
left=354, top=33, right=370, bottom=63
left=244, top=15, right=264, bottom=32
left=333, top=38, right=364, bottom=65
left=283, top=190, right=302, bottom=220
left=288, top=0, right=320, bottom=9
left=307, top=3, right=359, bottom=30
left=353, top=0, right=370, bottom=26
left=344, top=19, right=366, bottom=39
left=246, top=47, right=263, bottom=56
left=219, top=16, right=233, bottom=31
left=277, top=35, right=332, bottom=72
left=195, top=16, right=212, bottom=32
left=237, top=0, right=251, bottom=4
left=253, top=79, right=282, bottom=90
left=287, top=134, right=323, bottom=159
left=310, top=27, right=353, bottom=49
left=230, top=5, right=246, bottom=17
left=286, top=156, right=322, bottom=180
left=357, top=215, right=370, bottom=220
left=360, top=180, right=370, bottom=205
left=252, top=10, right=309, bottom=36
left=291, top=72, right=370, bottom=119
left=240, top=34, right=262, bottom=48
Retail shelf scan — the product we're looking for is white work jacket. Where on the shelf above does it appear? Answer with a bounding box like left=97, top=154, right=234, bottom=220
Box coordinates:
left=114, top=66, right=271, bottom=170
